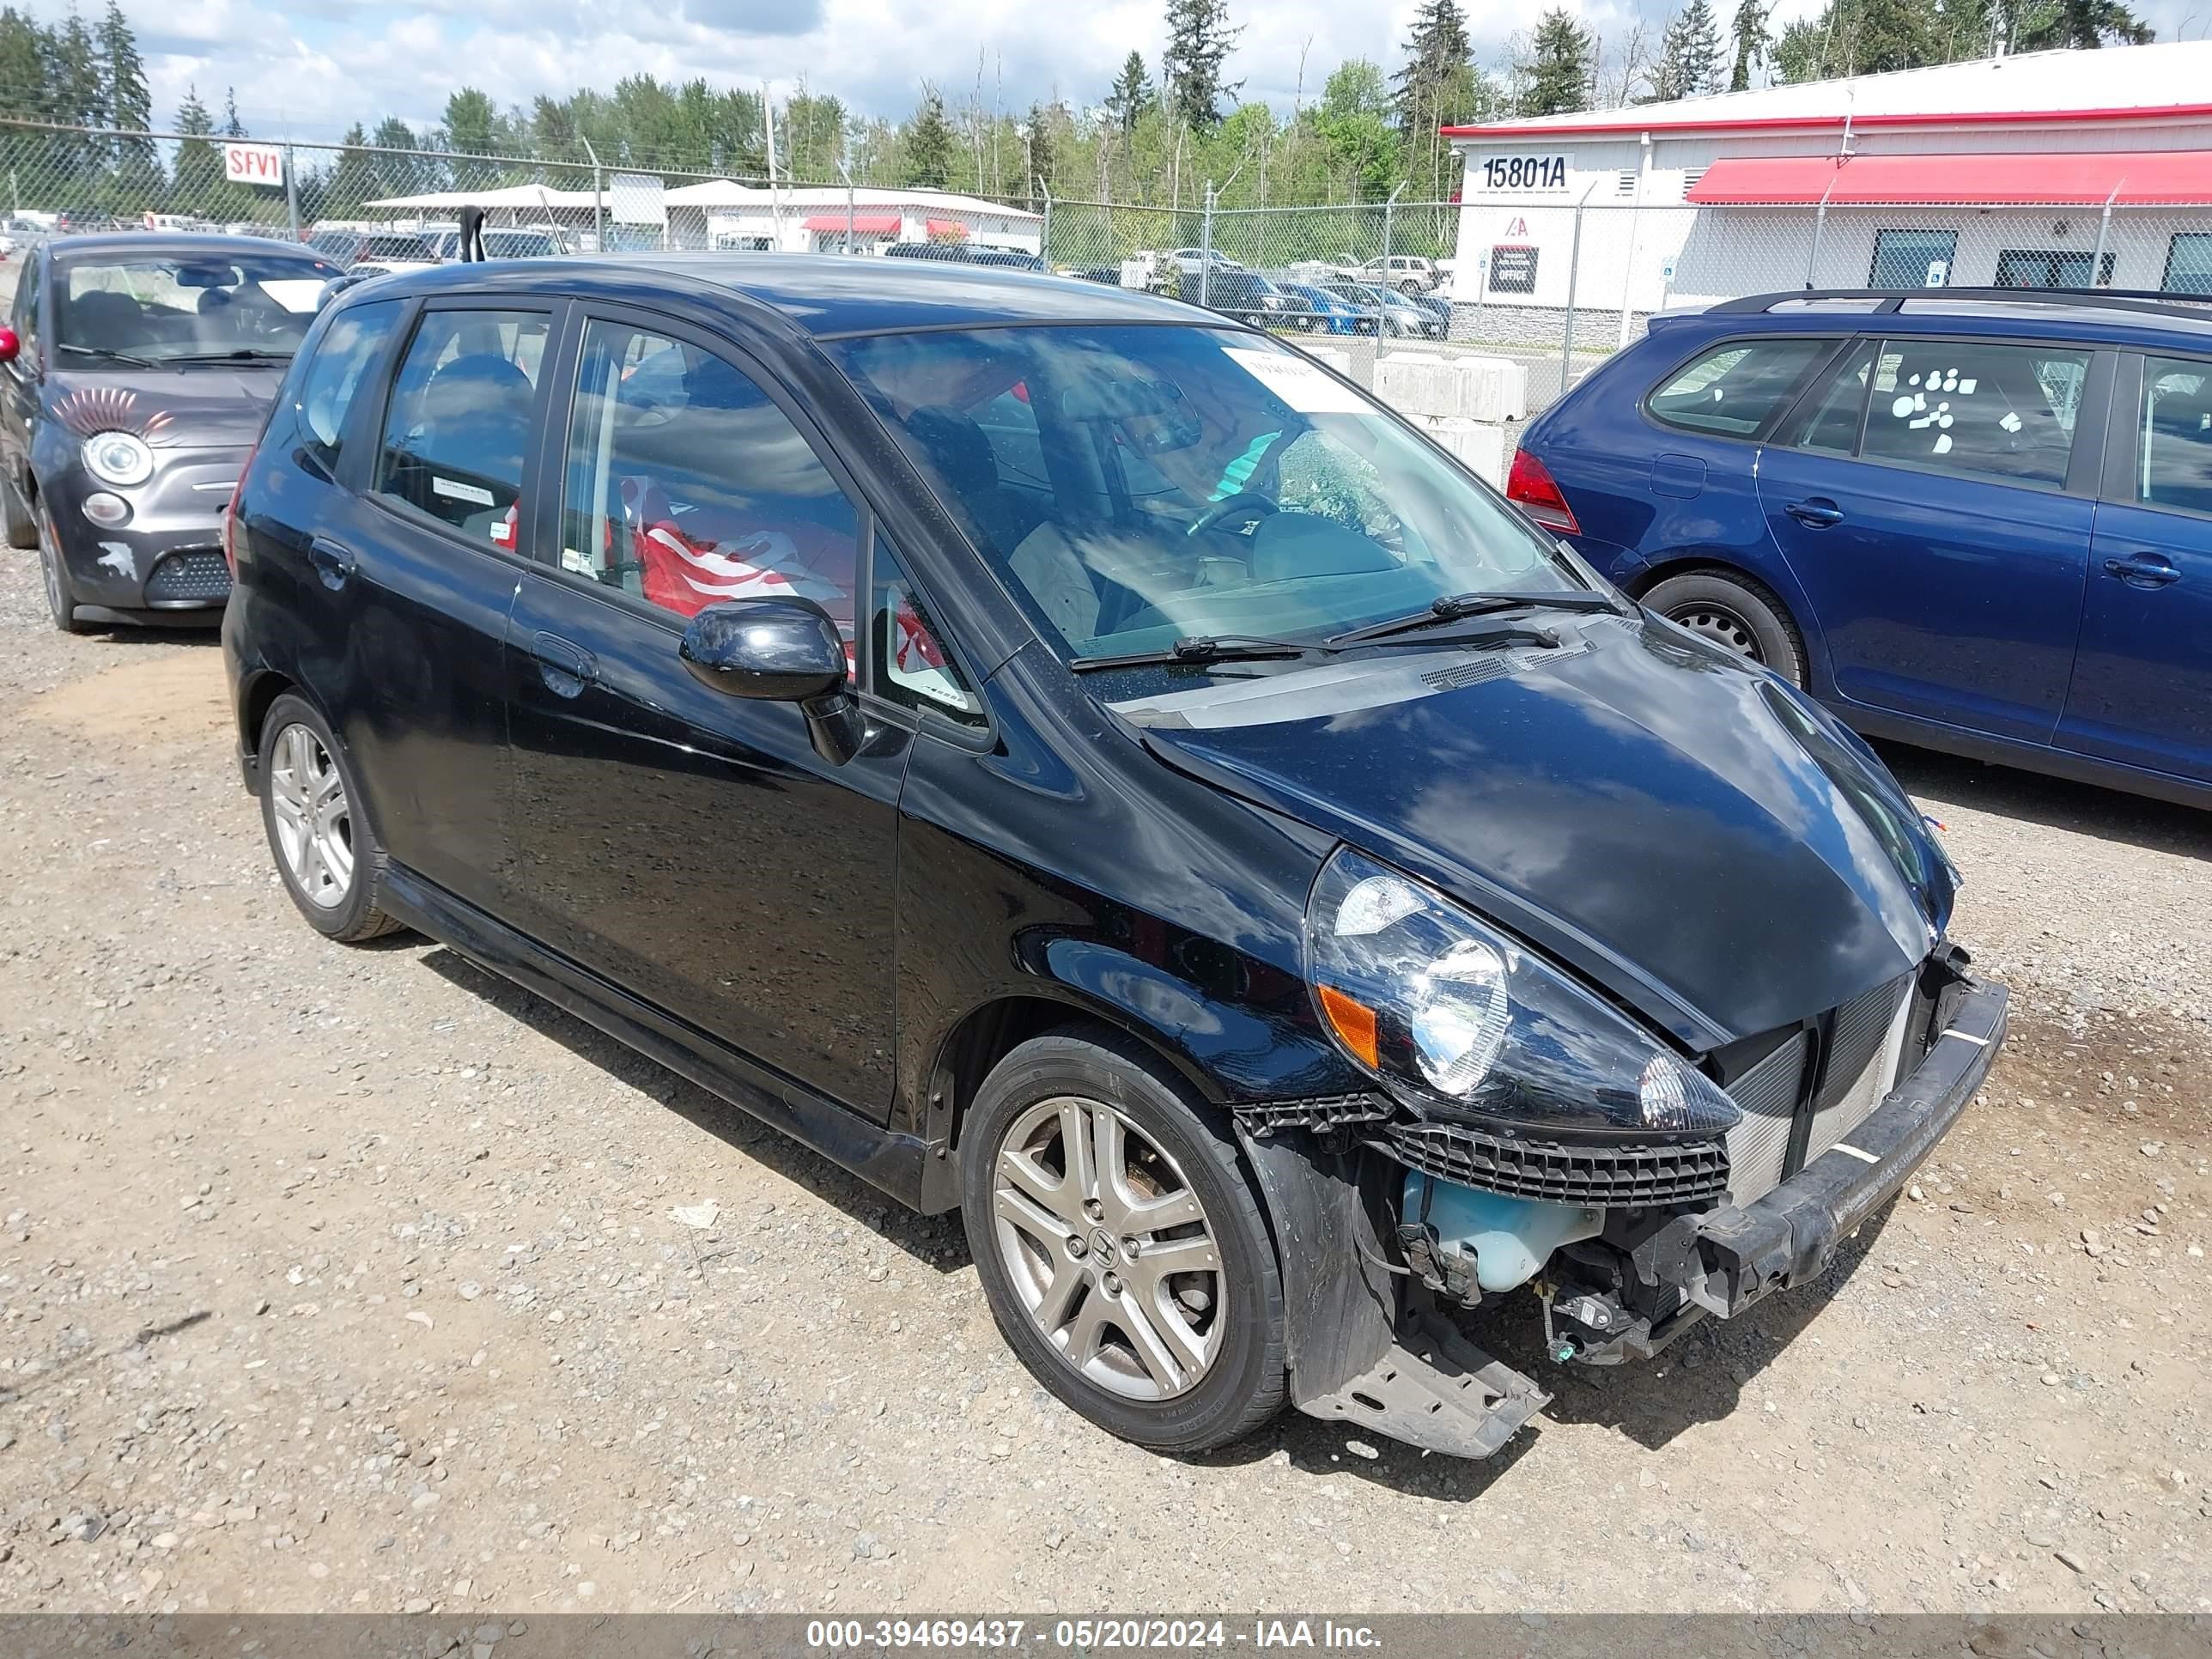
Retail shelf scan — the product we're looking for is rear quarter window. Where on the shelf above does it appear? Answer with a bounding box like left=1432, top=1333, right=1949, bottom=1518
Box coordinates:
left=1645, top=337, right=1837, bottom=439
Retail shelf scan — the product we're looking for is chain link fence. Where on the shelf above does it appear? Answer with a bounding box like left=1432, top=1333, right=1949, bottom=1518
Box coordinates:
left=6, top=118, right=2210, bottom=421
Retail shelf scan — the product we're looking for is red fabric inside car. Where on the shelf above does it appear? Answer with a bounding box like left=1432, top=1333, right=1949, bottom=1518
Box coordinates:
left=622, top=474, right=856, bottom=633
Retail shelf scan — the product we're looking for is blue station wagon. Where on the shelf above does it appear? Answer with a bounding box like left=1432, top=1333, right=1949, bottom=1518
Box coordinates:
left=1510, top=289, right=2212, bottom=807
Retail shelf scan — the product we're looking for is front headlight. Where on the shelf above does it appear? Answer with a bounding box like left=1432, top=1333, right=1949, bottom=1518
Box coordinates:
left=82, top=430, right=153, bottom=488
left=1304, top=846, right=1739, bottom=1139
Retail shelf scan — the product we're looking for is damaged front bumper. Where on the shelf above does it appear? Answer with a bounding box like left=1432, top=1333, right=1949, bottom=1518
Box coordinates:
left=1235, top=965, right=2008, bottom=1461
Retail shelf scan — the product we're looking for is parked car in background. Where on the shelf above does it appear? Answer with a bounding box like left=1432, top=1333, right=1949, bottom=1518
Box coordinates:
left=426, top=227, right=562, bottom=261
left=1274, top=281, right=1377, bottom=335
left=1359, top=254, right=1439, bottom=294
left=1510, top=287, right=2212, bottom=806
left=1177, top=267, right=1297, bottom=326
left=1322, top=279, right=1443, bottom=338
left=1168, top=246, right=1247, bottom=274
left=881, top=241, right=1045, bottom=270
left=1, top=232, right=342, bottom=630
left=347, top=233, right=441, bottom=277
left=223, top=253, right=2003, bottom=1468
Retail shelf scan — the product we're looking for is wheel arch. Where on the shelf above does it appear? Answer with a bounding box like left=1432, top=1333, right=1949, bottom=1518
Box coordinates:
left=1628, top=555, right=1825, bottom=687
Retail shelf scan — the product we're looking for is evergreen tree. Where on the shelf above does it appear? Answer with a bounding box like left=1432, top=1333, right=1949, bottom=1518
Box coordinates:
left=1519, top=9, right=1593, bottom=116
left=222, top=85, right=246, bottom=137
left=173, top=83, right=221, bottom=215
left=1650, top=0, right=1724, bottom=100
left=902, top=83, right=955, bottom=188
left=369, top=116, right=420, bottom=196
left=2015, top=0, right=2153, bottom=46
left=1161, top=0, right=1241, bottom=130
left=1392, top=0, right=1473, bottom=131
left=1104, top=51, right=1152, bottom=134
left=97, top=0, right=157, bottom=204
left=442, top=87, right=498, bottom=155
left=1729, top=0, right=1771, bottom=89
left=324, top=121, right=378, bottom=216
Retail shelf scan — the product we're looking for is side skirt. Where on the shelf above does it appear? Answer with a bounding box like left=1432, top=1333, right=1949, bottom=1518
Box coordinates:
left=381, top=865, right=955, bottom=1214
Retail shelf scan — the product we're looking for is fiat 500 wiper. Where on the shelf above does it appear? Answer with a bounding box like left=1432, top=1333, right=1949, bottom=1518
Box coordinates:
left=1328, top=588, right=1617, bottom=646
left=1070, top=635, right=1338, bottom=672
left=56, top=341, right=161, bottom=369
left=165, top=347, right=294, bottom=364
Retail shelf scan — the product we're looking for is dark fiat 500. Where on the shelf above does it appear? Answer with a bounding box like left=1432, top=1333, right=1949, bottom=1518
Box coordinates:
left=222, top=256, right=2007, bottom=1460
left=2, top=232, right=341, bottom=629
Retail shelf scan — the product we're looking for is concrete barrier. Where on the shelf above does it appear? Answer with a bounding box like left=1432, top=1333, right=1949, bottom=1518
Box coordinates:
left=1302, top=343, right=1354, bottom=377
left=1413, top=416, right=1510, bottom=488
left=1374, top=351, right=1528, bottom=423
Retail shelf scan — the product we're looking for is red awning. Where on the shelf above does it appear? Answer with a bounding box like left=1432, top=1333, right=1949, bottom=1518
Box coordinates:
left=925, top=217, right=969, bottom=238
left=1686, top=150, right=2212, bottom=207
left=803, top=211, right=899, bottom=234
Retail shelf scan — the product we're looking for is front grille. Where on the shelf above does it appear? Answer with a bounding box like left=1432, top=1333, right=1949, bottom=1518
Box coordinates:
left=1382, top=1120, right=1731, bottom=1207
left=1234, top=1093, right=1394, bottom=1137
left=1724, top=1030, right=1811, bottom=1206
left=143, top=548, right=231, bottom=603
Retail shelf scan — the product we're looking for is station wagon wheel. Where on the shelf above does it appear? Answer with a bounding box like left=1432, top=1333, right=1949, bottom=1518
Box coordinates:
left=255, top=692, right=406, bottom=943
left=1643, top=568, right=1808, bottom=688
left=962, top=1029, right=1287, bottom=1454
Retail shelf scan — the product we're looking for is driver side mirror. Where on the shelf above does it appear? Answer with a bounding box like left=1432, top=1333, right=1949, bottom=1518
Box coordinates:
left=678, top=597, right=865, bottom=766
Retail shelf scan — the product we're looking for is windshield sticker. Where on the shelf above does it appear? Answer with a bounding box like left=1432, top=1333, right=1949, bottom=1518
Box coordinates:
left=260, top=279, right=326, bottom=314
left=1221, top=347, right=1370, bottom=416
left=432, top=476, right=495, bottom=507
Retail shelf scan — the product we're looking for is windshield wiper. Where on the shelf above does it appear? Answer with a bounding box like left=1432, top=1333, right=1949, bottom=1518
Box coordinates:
left=164, top=347, right=293, bottom=364
left=1328, top=588, right=1617, bottom=646
left=56, top=341, right=161, bottom=369
left=1070, top=635, right=1337, bottom=672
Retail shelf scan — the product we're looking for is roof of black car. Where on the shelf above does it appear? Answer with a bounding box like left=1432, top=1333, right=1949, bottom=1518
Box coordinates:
left=373, top=252, right=1211, bottom=337
left=47, top=231, right=336, bottom=263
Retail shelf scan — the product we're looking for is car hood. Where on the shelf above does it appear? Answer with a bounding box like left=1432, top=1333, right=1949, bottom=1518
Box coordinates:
left=1110, top=611, right=1954, bottom=1050
left=48, top=367, right=281, bottom=448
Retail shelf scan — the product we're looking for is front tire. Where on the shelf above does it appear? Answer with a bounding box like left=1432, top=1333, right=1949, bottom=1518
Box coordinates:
left=5, top=477, right=36, bottom=550
left=35, top=500, right=88, bottom=634
left=1644, top=568, right=1808, bottom=687
left=961, top=1028, right=1287, bottom=1455
left=257, top=693, right=406, bottom=942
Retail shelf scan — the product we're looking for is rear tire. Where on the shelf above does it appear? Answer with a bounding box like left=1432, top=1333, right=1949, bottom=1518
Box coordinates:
left=1644, top=568, right=1808, bottom=688
left=961, top=1028, right=1287, bottom=1455
left=257, top=693, right=407, bottom=943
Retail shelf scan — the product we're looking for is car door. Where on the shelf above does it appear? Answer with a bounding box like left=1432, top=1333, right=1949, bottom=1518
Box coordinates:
left=331, top=296, right=559, bottom=912
left=1754, top=333, right=2108, bottom=744
left=2056, top=351, right=2212, bottom=784
left=501, top=306, right=908, bottom=1115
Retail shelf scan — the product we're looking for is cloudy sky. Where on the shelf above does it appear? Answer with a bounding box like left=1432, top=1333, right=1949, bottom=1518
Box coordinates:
left=75, top=0, right=2212, bottom=144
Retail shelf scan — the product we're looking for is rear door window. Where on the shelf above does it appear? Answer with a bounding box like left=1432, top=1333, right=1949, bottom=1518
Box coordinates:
left=1779, top=338, right=1876, bottom=454
left=1645, top=337, right=1836, bottom=438
left=1860, top=337, right=2091, bottom=488
left=2136, top=355, right=2212, bottom=516
left=374, top=307, right=551, bottom=542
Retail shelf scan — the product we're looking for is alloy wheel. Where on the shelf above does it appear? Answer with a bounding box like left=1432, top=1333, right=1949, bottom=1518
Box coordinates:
left=990, top=1095, right=1224, bottom=1401
left=267, top=722, right=356, bottom=908
left=1667, top=602, right=1763, bottom=663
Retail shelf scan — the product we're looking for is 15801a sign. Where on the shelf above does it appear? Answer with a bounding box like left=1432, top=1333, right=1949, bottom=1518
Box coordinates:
left=1477, top=155, right=1568, bottom=191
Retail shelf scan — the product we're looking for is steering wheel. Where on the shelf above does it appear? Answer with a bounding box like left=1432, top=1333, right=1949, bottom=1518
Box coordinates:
left=1184, top=490, right=1278, bottom=538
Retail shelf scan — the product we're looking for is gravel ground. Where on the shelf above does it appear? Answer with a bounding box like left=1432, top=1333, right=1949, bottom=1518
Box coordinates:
left=1, top=544, right=2207, bottom=1620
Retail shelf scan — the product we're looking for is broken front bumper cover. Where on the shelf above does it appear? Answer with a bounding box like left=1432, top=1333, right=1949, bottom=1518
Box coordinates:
left=1644, top=970, right=2009, bottom=1324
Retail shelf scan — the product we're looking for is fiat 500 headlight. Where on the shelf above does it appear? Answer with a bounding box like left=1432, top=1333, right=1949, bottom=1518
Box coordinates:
left=1304, top=846, right=1740, bottom=1140
left=82, top=430, right=153, bottom=488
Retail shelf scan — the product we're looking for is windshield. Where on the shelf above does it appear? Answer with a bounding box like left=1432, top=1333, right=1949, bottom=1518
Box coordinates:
left=826, top=324, right=1589, bottom=663
left=55, top=252, right=340, bottom=363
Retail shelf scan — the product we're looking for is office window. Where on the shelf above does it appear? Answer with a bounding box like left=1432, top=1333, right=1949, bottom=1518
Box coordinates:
left=2164, top=234, right=2212, bottom=297
left=1869, top=229, right=1957, bottom=289
left=1994, top=248, right=2116, bottom=289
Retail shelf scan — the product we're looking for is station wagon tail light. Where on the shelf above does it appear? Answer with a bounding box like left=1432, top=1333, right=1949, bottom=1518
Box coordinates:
left=1505, top=447, right=1580, bottom=536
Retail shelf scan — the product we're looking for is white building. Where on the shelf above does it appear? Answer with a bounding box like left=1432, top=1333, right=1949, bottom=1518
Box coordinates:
left=1443, top=42, right=2212, bottom=335
left=663, top=181, right=1044, bottom=256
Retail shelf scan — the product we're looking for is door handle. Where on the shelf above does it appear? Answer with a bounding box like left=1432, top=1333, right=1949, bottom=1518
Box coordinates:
left=1786, top=498, right=1845, bottom=529
left=307, top=536, right=356, bottom=590
left=530, top=630, right=599, bottom=695
left=2103, top=552, right=2182, bottom=589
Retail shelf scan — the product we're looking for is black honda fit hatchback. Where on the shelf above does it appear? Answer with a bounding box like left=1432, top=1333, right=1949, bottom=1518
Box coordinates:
left=222, top=256, right=2007, bottom=1460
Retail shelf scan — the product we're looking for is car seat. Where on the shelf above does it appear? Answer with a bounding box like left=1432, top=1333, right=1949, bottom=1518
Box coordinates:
left=403, top=353, right=533, bottom=537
